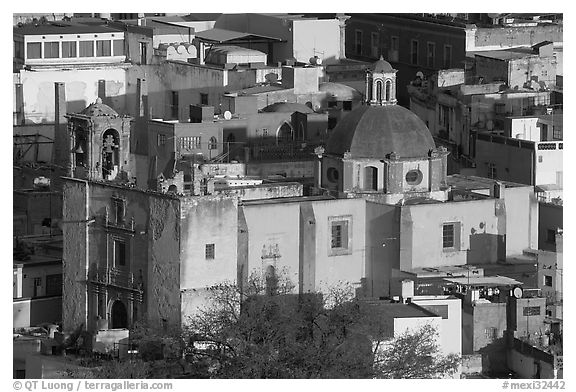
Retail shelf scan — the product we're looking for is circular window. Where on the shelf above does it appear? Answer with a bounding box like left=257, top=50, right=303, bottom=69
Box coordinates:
left=405, top=169, right=423, bottom=185
left=327, top=167, right=339, bottom=183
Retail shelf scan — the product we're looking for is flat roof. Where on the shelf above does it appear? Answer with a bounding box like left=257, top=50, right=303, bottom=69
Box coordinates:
left=361, top=301, right=439, bottom=318
left=474, top=48, right=538, bottom=61
left=242, top=194, right=334, bottom=206
left=14, top=22, right=123, bottom=36
left=447, top=174, right=527, bottom=190
left=410, top=265, right=483, bottom=278
left=444, top=275, right=522, bottom=287
left=227, top=84, right=287, bottom=95
left=194, top=28, right=284, bottom=44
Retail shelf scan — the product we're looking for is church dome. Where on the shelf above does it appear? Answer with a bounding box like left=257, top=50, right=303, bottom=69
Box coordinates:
left=326, top=104, right=435, bottom=159
left=81, top=97, right=119, bottom=117
left=372, top=56, right=394, bottom=73
left=261, top=102, right=314, bottom=113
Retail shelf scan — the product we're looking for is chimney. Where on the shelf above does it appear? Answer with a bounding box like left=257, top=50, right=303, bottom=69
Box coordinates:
left=98, top=80, right=106, bottom=104
left=400, top=279, right=414, bottom=304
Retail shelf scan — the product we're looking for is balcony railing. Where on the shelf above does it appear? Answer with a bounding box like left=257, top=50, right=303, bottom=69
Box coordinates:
left=104, top=208, right=135, bottom=232
left=89, top=267, right=143, bottom=293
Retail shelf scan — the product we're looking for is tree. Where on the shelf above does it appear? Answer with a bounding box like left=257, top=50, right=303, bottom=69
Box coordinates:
left=372, top=324, right=460, bottom=379
left=184, top=271, right=374, bottom=378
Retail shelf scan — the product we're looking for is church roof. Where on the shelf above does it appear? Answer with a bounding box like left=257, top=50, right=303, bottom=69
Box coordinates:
left=372, top=56, right=394, bottom=73
left=261, top=102, right=314, bottom=114
left=80, top=98, right=119, bottom=117
left=326, top=104, right=435, bottom=159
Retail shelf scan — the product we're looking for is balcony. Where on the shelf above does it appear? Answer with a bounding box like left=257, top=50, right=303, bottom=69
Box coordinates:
left=89, top=267, right=143, bottom=295
left=104, top=208, right=135, bottom=233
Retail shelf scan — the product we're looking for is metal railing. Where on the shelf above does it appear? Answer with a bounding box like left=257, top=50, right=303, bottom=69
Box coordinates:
left=89, top=267, right=142, bottom=292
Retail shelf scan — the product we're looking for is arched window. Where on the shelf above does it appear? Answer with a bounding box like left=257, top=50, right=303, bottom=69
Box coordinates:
left=364, top=166, right=378, bottom=191
left=75, top=127, right=87, bottom=167
left=277, top=122, right=293, bottom=144
left=385, top=80, right=391, bottom=102
left=102, top=129, right=120, bottom=179
left=296, top=122, right=305, bottom=141
left=375, top=80, right=383, bottom=102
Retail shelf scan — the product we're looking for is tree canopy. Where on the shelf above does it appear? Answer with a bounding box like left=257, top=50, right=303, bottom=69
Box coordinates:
left=183, top=271, right=460, bottom=379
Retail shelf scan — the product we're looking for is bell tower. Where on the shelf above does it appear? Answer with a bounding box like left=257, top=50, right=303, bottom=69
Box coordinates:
left=66, top=98, right=133, bottom=181
left=365, top=56, right=398, bottom=106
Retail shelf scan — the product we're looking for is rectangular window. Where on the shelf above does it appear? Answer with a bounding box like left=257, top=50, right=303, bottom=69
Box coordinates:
left=343, top=101, right=352, bottom=111
left=205, top=244, right=215, bottom=259
left=46, top=38, right=66, bottom=56
left=355, top=30, right=363, bottom=55
left=139, top=42, right=147, bottom=64
left=27, top=42, right=42, bottom=59
left=113, top=198, right=125, bottom=224
left=443, top=45, right=452, bottom=68
left=442, top=223, right=455, bottom=248
left=371, top=32, right=379, bottom=58
left=523, top=306, right=541, bottom=316
left=96, top=40, right=111, bottom=57
left=427, top=42, right=436, bottom=68
left=391, top=36, right=399, bottom=51
left=331, top=221, right=348, bottom=249
left=410, top=40, right=419, bottom=65
left=200, top=93, right=208, bottom=105
left=389, top=36, right=399, bottom=62
left=488, top=163, right=497, bottom=179
left=79, top=41, right=94, bottom=57
left=113, top=40, right=124, bottom=56
left=544, top=275, right=553, bottom=287
left=192, top=136, right=201, bottom=149
left=45, top=274, right=63, bottom=296
left=61, top=41, right=77, bottom=58
left=114, top=240, right=126, bottom=267
left=552, top=127, right=562, bottom=140
left=171, top=91, right=179, bottom=119
left=33, top=277, right=42, bottom=297
left=329, top=215, right=352, bottom=256
left=158, top=133, right=167, bottom=146
left=540, top=123, right=548, bottom=141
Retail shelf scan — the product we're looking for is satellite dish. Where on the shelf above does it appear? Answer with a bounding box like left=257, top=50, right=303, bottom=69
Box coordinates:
left=224, top=111, right=232, bottom=120
left=513, top=287, right=523, bottom=299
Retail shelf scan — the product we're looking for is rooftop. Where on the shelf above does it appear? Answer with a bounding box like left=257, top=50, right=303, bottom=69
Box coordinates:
left=474, top=48, right=544, bottom=61
left=444, top=275, right=523, bottom=287
left=447, top=174, right=527, bottom=190
left=194, top=28, right=284, bottom=44
left=14, top=21, right=123, bottom=36
left=359, top=301, right=440, bottom=337
left=242, top=194, right=334, bottom=206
